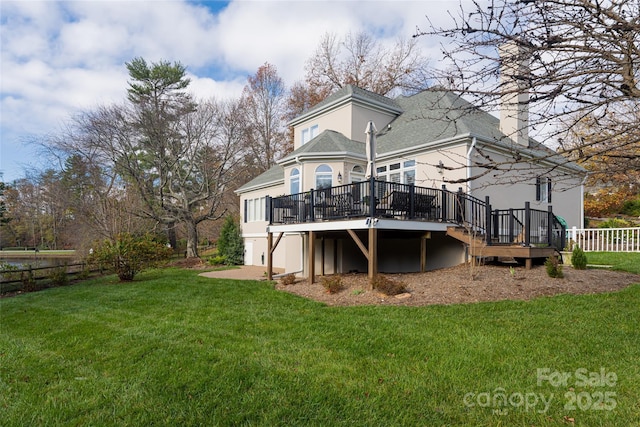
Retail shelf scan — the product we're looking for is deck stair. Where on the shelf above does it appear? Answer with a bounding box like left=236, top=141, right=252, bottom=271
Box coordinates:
left=446, top=226, right=557, bottom=269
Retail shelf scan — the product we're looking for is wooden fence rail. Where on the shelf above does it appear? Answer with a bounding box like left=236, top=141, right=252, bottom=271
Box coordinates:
left=0, top=262, right=102, bottom=294
left=567, top=227, right=640, bottom=252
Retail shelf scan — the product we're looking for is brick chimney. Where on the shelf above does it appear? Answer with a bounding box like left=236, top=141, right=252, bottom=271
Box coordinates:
left=499, top=41, right=530, bottom=147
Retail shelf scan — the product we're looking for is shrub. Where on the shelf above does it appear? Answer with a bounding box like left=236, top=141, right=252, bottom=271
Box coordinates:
left=0, top=262, right=19, bottom=281
left=21, top=268, right=38, bottom=292
left=217, top=216, right=244, bottom=265
left=544, top=256, right=564, bottom=279
left=320, top=275, right=344, bottom=294
left=87, top=233, right=173, bottom=281
left=77, top=264, right=90, bottom=280
left=49, top=266, right=69, bottom=287
left=371, top=275, right=407, bottom=296
left=571, top=246, right=588, bottom=270
left=598, top=217, right=636, bottom=228
left=621, top=197, right=640, bottom=217
left=280, top=273, right=296, bottom=286
left=207, top=254, right=227, bottom=266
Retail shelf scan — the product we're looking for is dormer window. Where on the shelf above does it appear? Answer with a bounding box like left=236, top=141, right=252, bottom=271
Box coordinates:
left=301, top=124, right=319, bottom=145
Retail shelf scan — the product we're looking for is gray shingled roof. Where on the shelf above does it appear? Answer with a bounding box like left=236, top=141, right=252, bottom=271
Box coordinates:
left=236, top=164, right=284, bottom=193
left=280, top=130, right=365, bottom=159
left=237, top=130, right=367, bottom=193
left=376, top=88, right=583, bottom=170
left=240, top=87, right=584, bottom=192
left=376, top=89, right=504, bottom=154
left=290, top=84, right=402, bottom=125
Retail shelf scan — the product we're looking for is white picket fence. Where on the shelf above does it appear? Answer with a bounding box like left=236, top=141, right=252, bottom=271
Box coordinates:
left=567, top=227, right=640, bottom=252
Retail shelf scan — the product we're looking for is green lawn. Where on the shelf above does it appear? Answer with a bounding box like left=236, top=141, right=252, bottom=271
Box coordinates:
left=586, top=251, right=640, bottom=274
left=1, top=266, right=639, bottom=426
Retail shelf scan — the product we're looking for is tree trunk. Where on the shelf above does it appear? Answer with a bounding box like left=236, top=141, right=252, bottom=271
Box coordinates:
left=185, top=220, right=199, bottom=258
left=166, top=221, right=177, bottom=250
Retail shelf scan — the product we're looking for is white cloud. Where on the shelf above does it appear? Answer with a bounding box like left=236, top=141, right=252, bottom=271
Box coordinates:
left=0, top=0, right=473, bottom=182
left=188, top=75, right=246, bottom=101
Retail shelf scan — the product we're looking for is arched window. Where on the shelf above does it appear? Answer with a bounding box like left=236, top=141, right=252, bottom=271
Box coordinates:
left=351, top=165, right=365, bottom=183
left=290, top=168, right=300, bottom=194
left=315, top=164, right=332, bottom=189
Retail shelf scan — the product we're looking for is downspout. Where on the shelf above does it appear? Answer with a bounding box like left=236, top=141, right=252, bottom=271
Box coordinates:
left=296, top=155, right=305, bottom=274
left=296, top=156, right=303, bottom=192
left=466, top=137, right=477, bottom=196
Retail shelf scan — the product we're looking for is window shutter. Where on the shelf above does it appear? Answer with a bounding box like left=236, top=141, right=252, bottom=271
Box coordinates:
left=547, top=178, right=552, bottom=203
left=535, top=177, right=541, bottom=201
left=243, top=199, right=248, bottom=223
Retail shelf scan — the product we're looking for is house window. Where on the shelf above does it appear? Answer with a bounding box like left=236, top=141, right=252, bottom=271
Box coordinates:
left=315, top=164, right=333, bottom=189
left=403, top=160, right=416, bottom=184
left=301, top=124, right=319, bottom=145
left=377, top=160, right=416, bottom=185
left=244, top=197, right=267, bottom=222
left=290, top=168, right=300, bottom=194
left=536, top=177, right=552, bottom=203
left=350, top=165, right=365, bottom=183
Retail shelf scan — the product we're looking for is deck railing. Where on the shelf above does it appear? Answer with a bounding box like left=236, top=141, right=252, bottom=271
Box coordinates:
left=267, top=178, right=564, bottom=249
left=492, top=203, right=566, bottom=250
left=567, top=227, right=640, bottom=252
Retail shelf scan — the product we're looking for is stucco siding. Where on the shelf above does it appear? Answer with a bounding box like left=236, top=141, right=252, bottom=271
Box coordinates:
left=413, top=144, right=469, bottom=189
left=292, top=104, right=352, bottom=150
left=468, top=146, right=584, bottom=228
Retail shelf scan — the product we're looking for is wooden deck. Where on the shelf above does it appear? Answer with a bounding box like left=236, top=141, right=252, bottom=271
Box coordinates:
left=446, top=227, right=558, bottom=269
left=266, top=180, right=565, bottom=280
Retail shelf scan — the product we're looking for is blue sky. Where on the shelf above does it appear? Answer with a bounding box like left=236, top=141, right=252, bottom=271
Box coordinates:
left=0, top=0, right=464, bottom=183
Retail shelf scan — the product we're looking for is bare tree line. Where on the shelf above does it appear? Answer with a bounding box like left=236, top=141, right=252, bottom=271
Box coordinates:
left=3, top=5, right=639, bottom=254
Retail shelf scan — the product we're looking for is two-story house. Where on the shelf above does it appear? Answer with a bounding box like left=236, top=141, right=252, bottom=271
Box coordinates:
left=237, top=77, right=585, bottom=283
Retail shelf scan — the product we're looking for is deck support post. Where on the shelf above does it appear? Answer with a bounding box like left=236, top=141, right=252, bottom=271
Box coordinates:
left=508, top=208, right=515, bottom=243
left=266, top=232, right=284, bottom=281
left=308, top=230, right=315, bottom=285
left=456, top=187, right=464, bottom=223
left=547, top=206, right=554, bottom=247
left=321, top=236, right=325, bottom=276
left=368, top=227, right=378, bottom=287
left=267, top=232, right=273, bottom=280
left=441, top=184, right=448, bottom=221
left=420, top=234, right=428, bottom=272
left=485, top=196, right=492, bottom=246
left=525, top=202, right=531, bottom=247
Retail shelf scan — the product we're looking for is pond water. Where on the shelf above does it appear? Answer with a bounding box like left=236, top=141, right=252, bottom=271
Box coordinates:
left=0, top=257, right=72, bottom=269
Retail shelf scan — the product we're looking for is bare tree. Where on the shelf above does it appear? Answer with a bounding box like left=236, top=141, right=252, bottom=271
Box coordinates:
left=285, top=31, right=431, bottom=149
left=41, top=59, right=246, bottom=258
left=241, top=63, right=288, bottom=172
left=416, top=0, right=640, bottom=179
left=305, top=31, right=430, bottom=97
left=562, top=107, right=640, bottom=188
left=107, top=99, right=243, bottom=258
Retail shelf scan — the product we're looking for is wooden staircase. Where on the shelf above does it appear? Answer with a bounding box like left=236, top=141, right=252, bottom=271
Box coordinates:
left=446, top=227, right=558, bottom=269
